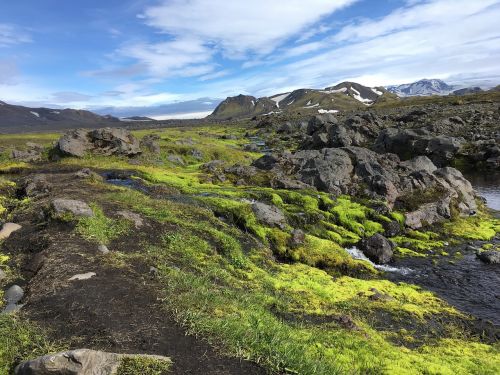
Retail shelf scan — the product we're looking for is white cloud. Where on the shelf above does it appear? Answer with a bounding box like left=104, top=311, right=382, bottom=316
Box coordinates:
left=140, top=0, right=358, bottom=57
left=0, top=24, right=31, bottom=47
left=119, top=37, right=214, bottom=78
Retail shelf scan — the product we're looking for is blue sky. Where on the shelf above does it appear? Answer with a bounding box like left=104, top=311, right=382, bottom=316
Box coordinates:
left=1, top=0, right=500, bottom=117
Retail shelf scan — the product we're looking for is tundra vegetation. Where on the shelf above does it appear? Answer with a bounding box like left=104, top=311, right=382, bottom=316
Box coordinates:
left=0, top=103, right=499, bottom=374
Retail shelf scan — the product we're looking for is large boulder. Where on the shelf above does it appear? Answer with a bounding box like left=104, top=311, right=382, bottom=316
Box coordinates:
left=359, top=234, right=394, bottom=264
left=374, top=128, right=464, bottom=167
left=15, top=349, right=171, bottom=375
left=51, top=199, right=94, bottom=218
left=57, top=128, right=140, bottom=157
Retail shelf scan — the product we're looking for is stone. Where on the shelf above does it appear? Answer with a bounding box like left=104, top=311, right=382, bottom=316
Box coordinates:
left=69, top=272, right=96, bottom=281
left=0, top=223, right=22, bottom=240
left=476, top=250, right=500, bottom=264
left=26, top=142, right=45, bottom=152
left=167, top=154, right=185, bottom=165
left=51, top=199, right=94, bottom=218
left=75, top=168, right=101, bottom=180
left=140, top=134, right=161, bottom=154
left=0, top=269, right=5, bottom=281
left=4, top=284, right=24, bottom=304
left=359, top=234, right=394, bottom=264
left=3, top=303, right=23, bottom=314
left=10, top=149, right=42, bottom=162
left=20, top=175, right=51, bottom=198
left=289, top=229, right=306, bottom=247
left=116, top=210, right=144, bottom=228
left=252, top=202, right=286, bottom=228
left=57, top=128, right=141, bottom=157
left=14, top=349, right=171, bottom=375
left=98, top=245, right=110, bottom=254
left=383, top=220, right=401, bottom=237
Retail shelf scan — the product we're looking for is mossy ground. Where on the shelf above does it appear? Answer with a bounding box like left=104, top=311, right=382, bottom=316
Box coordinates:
left=0, top=124, right=499, bottom=374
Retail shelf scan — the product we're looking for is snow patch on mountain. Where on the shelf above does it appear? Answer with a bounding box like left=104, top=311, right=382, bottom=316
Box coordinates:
left=318, top=109, right=339, bottom=114
left=371, top=88, right=383, bottom=96
left=270, top=93, right=290, bottom=108
left=30, top=111, right=40, bottom=118
left=351, top=88, right=373, bottom=104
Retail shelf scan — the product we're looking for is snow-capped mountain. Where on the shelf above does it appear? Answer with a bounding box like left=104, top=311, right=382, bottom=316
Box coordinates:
left=387, top=79, right=456, bottom=97
left=210, top=82, right=395, bottom=120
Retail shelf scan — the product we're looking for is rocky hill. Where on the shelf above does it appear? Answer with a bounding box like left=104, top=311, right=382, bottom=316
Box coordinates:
left=209, top=82, right=397, bottom=120
left=0, top=100, right=121, bottom=132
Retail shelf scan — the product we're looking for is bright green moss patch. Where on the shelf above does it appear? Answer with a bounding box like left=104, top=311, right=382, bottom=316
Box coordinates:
left=444, top=215, right=499, bottom=240
left=117, top=356, right=171, bottom=375
left=330, top=196, right=384, bottom=237
left=395, top=247, right=427, bottom=258
left=0, top=315, right=63, bottom=375
left=391, top=230, right=445, bottom=253
left=76, top=204, right=131, bottom=244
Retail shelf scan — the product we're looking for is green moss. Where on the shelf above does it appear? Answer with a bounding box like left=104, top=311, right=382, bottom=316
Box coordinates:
left=330, top=196, right=384, bottom=237
left=395, top=247, right=427, bottom=258
left=0, top=315, right=63, bottom=375
left=390, top=211, right=405, bottom=225
left=76, top=204, right=131, bottom=244
left=444, top=215, right=499, bottom=241
left=117, top=356, right=171, bottom=375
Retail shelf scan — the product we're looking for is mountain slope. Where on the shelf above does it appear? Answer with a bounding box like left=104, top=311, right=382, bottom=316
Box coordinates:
left=210, top=82, right=398, bottom=120
left=0, top=100, right=120, bottom=132
left=387, top=79, right=455, bottom=97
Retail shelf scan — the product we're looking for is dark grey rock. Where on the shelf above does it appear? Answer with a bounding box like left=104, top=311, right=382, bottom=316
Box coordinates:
left=359, top=234, right=394, bottom=264
left=477, top=250, right=500, bottom=264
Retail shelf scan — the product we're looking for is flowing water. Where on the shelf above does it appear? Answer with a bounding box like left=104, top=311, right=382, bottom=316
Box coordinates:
left=354, top=171, right=500, bottom=324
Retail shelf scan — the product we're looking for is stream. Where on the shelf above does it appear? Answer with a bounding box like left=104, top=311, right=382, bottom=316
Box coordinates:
left=372, top=171, right=500, bottom=324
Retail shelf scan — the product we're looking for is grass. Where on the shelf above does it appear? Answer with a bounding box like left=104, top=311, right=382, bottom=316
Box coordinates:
left=117, top=356, right=172, bottom=375
left=104, top=185, right=500, bottom=375
left=76, top=204, right=131, bottom=244
left=0, top=315, right=63, bottom=375
left=2, top=124, right=500, bottom=374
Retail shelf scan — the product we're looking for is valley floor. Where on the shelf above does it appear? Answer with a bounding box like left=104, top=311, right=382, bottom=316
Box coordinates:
left=0, top=123, right=499, bottom=374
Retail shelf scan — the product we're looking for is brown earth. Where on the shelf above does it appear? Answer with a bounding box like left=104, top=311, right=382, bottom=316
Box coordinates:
left=2, top=166, right=267, bottom=375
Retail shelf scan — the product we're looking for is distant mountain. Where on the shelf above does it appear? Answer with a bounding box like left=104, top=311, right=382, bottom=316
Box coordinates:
left=121, top=116, right=155, bottom=122
left=0, top=100, right=120, bottom=132
left=387, top=79, right=456, bottom=97
left=452, top=87, right=483, bottom=96
left=209, top=82, right=396, bottom=120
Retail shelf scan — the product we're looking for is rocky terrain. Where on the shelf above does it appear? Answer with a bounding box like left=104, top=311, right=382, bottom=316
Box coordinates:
left=0, top=92, right=499, bottom=374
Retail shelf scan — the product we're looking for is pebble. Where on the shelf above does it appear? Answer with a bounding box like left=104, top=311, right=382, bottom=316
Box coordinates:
left=69, top=272, right=96, bottom=281
left=0, top=223, right=22, bottom=240
left=0, top=269, right=6, bottom=281
left=4, top=284, right=24, bottom=304
left=97, top=244, right=110, bottom=254
left=2, top=303, right=23, bottom=314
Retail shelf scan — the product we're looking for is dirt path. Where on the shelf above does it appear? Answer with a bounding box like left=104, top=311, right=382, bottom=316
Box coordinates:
left=3, top=168, right=267, bottom=375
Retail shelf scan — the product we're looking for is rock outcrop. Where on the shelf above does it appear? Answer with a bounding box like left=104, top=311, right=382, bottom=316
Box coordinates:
left=57, top=128, right=140, bottom=157
left=252, top=147, right=477, bottom=229
left=374, top=128, right=464, bottom=167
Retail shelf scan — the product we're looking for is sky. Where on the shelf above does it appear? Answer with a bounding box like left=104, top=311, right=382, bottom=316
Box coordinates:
left=1, top=0, right=500, bottom=118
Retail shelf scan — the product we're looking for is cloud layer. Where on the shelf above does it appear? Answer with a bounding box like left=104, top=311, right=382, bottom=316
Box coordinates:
left=1, top=0, right=500, bottom=115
